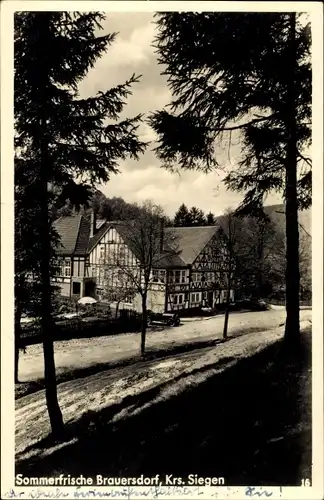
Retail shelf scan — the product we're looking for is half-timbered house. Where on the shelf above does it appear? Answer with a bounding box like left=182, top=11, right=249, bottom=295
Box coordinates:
left=53, top=212, right=234, bottom=313
left=154, top=226, right=235, bottom=312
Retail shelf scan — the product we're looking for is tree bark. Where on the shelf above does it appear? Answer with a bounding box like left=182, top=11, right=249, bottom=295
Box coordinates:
left=256, top=223, right=265, bottom=299
left=284, top=12, right=300, bottom=346
left=14, top=286, right=24, bottom=383
left=222, top=282, right=231, bottom=340
left=14, top=315, right=21, bottom=384
left=115, top=301, right=120, bottom=319
left=39, top=127, right=64, bottom=438
left=140, top=294, right=147, bottom=356
left=223, top=259, right=232, bottom=340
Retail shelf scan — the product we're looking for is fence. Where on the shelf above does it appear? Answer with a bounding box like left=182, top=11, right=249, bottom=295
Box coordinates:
left=19, top=314, right=142, bottom=347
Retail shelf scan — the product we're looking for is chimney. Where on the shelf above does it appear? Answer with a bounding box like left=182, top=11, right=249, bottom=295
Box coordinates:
left=90, top=210, right=97, bottom=238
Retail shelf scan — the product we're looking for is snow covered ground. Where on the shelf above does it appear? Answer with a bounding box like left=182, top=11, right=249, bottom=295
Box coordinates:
left=18, top=308, right=312, bottom=383
left=15, top=317, right=312, bottom=462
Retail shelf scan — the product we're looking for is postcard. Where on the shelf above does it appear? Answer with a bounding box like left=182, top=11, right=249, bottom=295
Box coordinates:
left=1, top=2, right=323, bottom=499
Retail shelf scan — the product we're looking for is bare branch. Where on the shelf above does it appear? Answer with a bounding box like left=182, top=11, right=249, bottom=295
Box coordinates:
left=297, top=151, right=312, bottom=168
left=209, top=115, right=276, bottom=133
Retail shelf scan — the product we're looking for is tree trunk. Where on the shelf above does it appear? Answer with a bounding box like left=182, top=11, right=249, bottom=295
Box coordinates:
left=223, top=259, right=232, bottom=340
left=14, top=291, right=23, bottom=383
left=14, top=320, right=21, bottom=384
left=39, top=129, right=64, bottom=438
left=115, top=301, right=120, bottom=319
left=284, top=12, right=300, bottom=346
left=223, top=282, right=231, bottom=340
left=140, top=294, right=147, bottom=356
left=256, top=224, right=264, bottom=299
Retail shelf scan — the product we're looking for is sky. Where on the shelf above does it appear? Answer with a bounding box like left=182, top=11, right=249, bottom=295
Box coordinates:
left=78, top=12, right=283, bottom=218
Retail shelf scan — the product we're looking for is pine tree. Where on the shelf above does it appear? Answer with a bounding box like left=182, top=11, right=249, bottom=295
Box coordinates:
left=15, top=12, right=146, bottom=436
left=206, top=211, right=216, bottom=225
left=174, top=203, right=191, bottom=226
left=150, top=12, right=311, bottom=346
left=189, top=206, right=206, bottom=226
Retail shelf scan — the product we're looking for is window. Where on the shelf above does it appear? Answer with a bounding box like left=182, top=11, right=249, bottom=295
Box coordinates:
left=124, top=294, right=134, bottom=304
left=175, top=271, right=180, bottom=283
left=117, top=269, right=125, bottom=282
left=73, top=259, right=78, bottom=277
left=178, top=294, right=183, bottom=304
left=181, top=271, right=186, bottom=283
left=63, top=259, right=71, bottom=277
left=152, top=269, right=166, bottom=283
left=159, top=270, right=166, bottom=283
left=168, top=271, right=174, bottom=283
left=119, top=245, right=126, bottom=264
left=53, top=259, right=60, bottom=276
left=72, top=282, right=81, bottom=295
left=173, top=295, right=178, bottom=305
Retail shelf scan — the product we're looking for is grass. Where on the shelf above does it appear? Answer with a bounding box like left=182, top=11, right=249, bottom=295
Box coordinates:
left=15, top=329, right=311, bottom=486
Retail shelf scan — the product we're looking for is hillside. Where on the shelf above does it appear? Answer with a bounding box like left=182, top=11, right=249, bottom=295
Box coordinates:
left=264, top=204, right=312, bottom=238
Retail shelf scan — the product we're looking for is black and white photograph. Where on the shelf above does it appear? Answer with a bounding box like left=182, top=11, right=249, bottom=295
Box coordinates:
left=1, top=2, right=323, bottom=499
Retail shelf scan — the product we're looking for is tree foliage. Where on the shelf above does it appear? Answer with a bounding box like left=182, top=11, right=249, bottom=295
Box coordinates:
left=173, top=203, right=217, bottom=226
left=150, top=12, right=311, bottom=213
left=15, top=12, right=146, bottom=208
left=150, top=12, right=311, bottom=344
left=14, top=12, right=146, bottom=435
left=174, top=203, right=191, bottom=226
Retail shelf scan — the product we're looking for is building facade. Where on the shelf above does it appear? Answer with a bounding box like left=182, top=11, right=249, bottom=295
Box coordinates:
left=53, top=213, right=234, bottom=313
left=152, top=227, right=234, bottom=312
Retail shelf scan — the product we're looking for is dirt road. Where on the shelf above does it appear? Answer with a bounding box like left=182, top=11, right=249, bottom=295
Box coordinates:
left=18, top=308, right=312, bottom=382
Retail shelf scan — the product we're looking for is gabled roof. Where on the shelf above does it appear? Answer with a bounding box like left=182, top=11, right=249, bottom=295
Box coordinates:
left=54, top=214, right=220, bottom=266
left=153, top=252, right=186, bottom=269
left=87, top=221, right=111, bottom=252
left=164, top=226, right=218, bottom=265
left=53, top=215, right=83, bottom=256
left=74, top=215, right=91, bottom=255
left=54, top=214, right=93, bottom=256
left=87, top=220, right=135, bottom=253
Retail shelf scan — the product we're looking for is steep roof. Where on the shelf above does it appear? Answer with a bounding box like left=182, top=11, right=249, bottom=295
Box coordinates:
left=164, top=226, right=218, bottom=266
left=54, top=214, right=92, bottom=256
left=87, top=221, right=111, bottom=252
left=53, top=215, right=83, bottom=256
left=74, top=215, right=91, bottom=255
left=54, top=214, right=220, bottom=266
left=113, top=222, right=211, bottom=268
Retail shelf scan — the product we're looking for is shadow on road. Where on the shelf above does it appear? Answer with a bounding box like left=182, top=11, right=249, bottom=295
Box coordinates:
left=16, top=332, right=312, bottom=486
left=15, top=325, right=274, bottom=400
